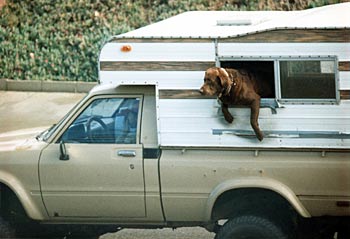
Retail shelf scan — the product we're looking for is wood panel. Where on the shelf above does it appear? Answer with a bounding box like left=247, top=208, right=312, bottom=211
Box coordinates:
left=110, top=29, right=350, bottom=43
left=100, top=61, right=215, bottom=71
left=160, top=89, right=350, bottom=100
left=340, top=90, right=350, bottom=100
left=219, top=29, right=350, bottom=43
left=159, top=90, right=213, bottom=99
left=101, top=61, right=350, bottom=72
left=339, top=61, right=350, bottom=71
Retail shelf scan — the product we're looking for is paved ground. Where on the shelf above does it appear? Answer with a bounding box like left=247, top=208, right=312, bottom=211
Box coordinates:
left=101, top=228, right=214, bottom=239
left=0, top=91, right=85, bottom=132
left=0, top=91, right=215, bottom=239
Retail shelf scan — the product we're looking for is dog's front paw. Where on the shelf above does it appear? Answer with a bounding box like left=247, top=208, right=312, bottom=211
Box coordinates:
left=257, top=132, right=264, bottom=141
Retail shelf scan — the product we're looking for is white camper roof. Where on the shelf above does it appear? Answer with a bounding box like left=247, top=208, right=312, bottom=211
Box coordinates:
left=116, top=2, right=350, bottom=39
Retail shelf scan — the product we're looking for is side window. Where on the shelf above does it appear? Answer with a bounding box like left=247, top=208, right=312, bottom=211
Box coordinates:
left=61, top=97, right=140, bottom=144
left=219, top=57, right=338, bottom=104
left=220, top=60, right=276, bottom=99
left=279, top=60, right=336, bottom=100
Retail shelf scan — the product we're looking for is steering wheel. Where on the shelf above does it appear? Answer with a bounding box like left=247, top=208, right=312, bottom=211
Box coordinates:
left=86, top=116, right=108, bottom=143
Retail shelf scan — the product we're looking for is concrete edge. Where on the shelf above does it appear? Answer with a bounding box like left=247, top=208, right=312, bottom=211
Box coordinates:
left=0, top=79, right=97, bottom=93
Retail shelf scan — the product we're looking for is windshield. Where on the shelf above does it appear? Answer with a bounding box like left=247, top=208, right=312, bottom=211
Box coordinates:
left=37, top=94, right=88, bottom=142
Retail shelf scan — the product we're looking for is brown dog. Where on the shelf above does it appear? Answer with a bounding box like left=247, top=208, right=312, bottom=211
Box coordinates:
left=199, top=67, right=272, bottom=141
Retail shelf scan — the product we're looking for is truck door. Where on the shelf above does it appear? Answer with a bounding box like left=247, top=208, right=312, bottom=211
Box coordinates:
left=39, top=96, right=146, bottom=218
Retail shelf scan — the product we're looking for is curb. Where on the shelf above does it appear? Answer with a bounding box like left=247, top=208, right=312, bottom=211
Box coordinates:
left=0, top=79, right=97, bottom=93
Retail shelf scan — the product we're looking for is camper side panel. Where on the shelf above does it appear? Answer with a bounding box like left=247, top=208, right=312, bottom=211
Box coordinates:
left=157, top=42, right=350, bottom=149
left=99, top=41, right=350, bottom=149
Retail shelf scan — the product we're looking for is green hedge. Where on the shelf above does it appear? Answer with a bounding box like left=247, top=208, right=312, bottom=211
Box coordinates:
left=0, top=0, right=340, bottom=82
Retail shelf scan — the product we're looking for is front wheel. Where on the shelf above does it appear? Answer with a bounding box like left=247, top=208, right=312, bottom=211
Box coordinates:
left=0, top=216, right=15, bottom=238
left=215, top=215, right=288, bottom=239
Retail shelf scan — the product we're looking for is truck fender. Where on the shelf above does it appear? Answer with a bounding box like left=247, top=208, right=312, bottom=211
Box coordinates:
left=205, top=176, right=310, bottom=221
left=0, top=171, right=45, bottom=220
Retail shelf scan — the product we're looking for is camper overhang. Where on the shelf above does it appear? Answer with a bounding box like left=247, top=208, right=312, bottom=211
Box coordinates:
left=110, top=2, right=350, bottom=41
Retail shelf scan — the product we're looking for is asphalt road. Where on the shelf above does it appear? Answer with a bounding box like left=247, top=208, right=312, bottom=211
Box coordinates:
left=101, top=228, right=214, bottom=239
left=0, top=91, right=85, bottom=132
left=0, top=91, right=215, bottom=239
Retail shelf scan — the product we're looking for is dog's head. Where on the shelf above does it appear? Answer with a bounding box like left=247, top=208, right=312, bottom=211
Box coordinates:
left=199, top=67, right=237, bottom=97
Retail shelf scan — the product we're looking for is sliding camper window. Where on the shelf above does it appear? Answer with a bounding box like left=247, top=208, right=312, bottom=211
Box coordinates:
left=220, top=58, right=338, bottom=103
left=279, top=60, right=336, bottom=100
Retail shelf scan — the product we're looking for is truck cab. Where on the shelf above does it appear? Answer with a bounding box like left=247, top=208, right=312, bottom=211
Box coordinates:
left=39, top=85, right=160, bottom=220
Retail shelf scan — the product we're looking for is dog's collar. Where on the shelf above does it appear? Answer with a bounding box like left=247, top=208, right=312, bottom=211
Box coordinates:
left=219, top=80, right=235, bottom=98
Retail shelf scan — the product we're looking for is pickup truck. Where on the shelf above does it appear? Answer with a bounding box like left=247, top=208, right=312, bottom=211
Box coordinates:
left=0, top=84, right=349, bottom=239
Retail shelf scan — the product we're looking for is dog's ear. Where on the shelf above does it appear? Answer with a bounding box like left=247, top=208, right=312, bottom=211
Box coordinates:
left=217, top=68, right=233, bottom=96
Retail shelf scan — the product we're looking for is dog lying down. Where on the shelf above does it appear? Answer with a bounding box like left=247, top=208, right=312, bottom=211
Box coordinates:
left=199, top=67, right=273, bottom=141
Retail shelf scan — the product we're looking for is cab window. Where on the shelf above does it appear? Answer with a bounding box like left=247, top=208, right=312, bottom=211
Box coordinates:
left=61, top=97, right=140, bottom=144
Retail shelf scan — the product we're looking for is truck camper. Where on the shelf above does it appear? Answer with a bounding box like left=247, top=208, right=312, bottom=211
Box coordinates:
left=99, top=3, right=350, bottom=150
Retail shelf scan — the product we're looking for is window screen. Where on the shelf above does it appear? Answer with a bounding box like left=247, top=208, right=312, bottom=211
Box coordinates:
left=279, top=60, right=336, bottom=99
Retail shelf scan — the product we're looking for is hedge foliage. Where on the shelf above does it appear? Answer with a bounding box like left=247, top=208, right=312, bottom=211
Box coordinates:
left=0, top=0, right=341, bottom=82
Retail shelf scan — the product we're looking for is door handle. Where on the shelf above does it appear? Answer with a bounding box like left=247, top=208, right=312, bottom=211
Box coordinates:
left=117, top=150, right=136, bottom=157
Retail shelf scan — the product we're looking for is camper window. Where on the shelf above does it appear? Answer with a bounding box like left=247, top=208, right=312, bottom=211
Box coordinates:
left=220, top=58, right=337, bottom=103
left=279, top=60, right=336, bottom=100
left=220, top=60, right=276, bottom=98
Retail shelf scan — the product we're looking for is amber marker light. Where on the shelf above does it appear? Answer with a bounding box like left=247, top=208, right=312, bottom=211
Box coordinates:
left=120, top=45, right=132, bottom=52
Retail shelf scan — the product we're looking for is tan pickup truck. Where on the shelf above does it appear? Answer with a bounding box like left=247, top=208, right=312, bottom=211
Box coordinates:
left=0, top=84, right=349, bottom=239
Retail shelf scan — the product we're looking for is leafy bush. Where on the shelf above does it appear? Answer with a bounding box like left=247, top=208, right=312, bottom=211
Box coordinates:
left=0, top=0, right=340, bottom=82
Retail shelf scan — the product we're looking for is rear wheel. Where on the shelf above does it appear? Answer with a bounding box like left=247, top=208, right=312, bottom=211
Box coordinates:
left=215, top=215, right=288, bottom=239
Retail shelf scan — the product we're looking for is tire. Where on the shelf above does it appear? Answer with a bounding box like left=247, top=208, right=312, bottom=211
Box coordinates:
left=0, top=216, right=15, bottom=238
left=215, top=215, right=288, bottom=239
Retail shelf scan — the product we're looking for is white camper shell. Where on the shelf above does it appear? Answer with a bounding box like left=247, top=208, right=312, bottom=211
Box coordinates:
left=99, top=3, right=350, bottom=150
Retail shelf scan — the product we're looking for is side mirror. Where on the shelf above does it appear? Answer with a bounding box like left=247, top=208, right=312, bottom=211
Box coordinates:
left=59, top=141, right=69, bottom=161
